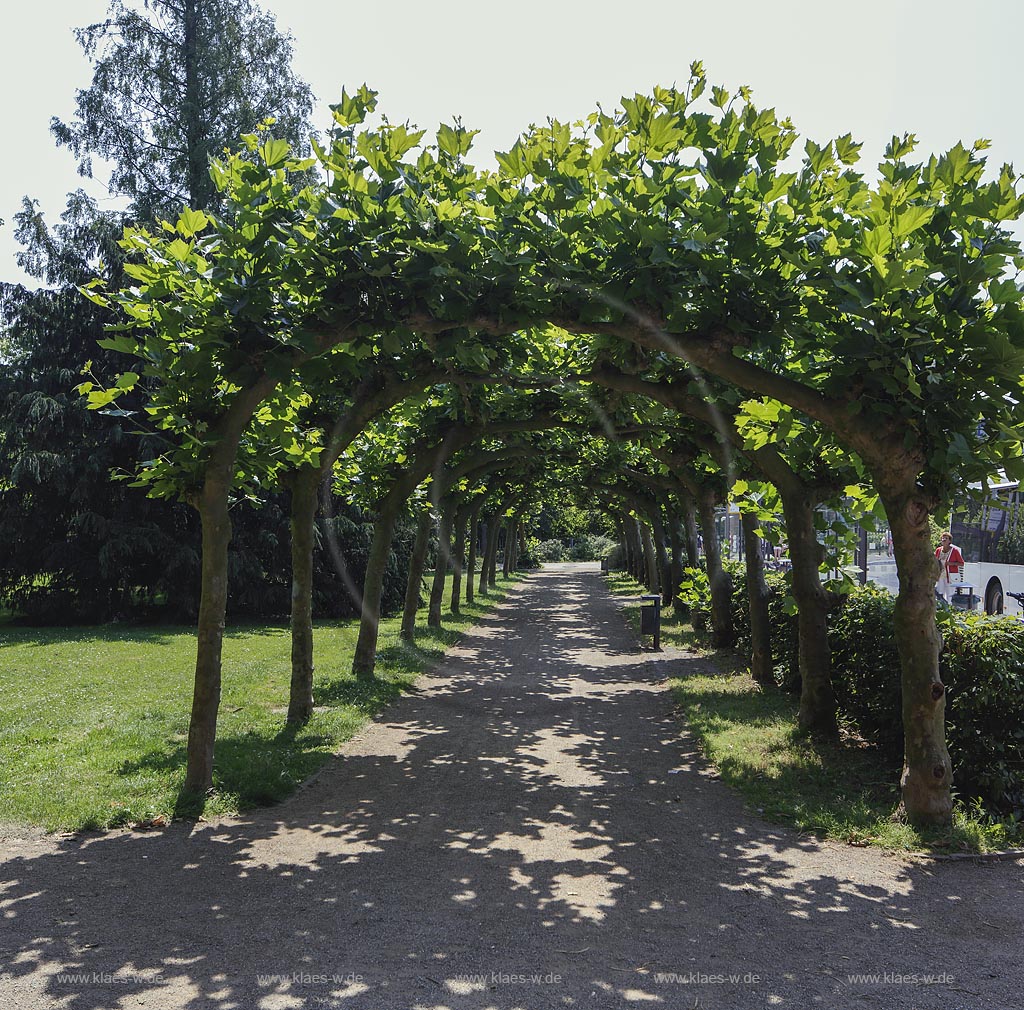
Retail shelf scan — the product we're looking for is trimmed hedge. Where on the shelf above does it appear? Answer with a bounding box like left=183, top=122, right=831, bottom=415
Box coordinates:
left=530, top=535, right=617, bottom=564
left=724, top=569, right=1024, bottom=814
left=728, top=566, right=800, bottom=693
left=533, top=539, right=569, bottom=563
left=944, top=617, right=1024, bottom=812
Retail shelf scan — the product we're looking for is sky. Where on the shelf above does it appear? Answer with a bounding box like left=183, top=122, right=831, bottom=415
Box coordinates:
left=2, top=0, right=1022, bottom=287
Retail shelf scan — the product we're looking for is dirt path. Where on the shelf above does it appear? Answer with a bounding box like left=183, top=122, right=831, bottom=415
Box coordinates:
left=2, top=563, right=1022, bottom=1009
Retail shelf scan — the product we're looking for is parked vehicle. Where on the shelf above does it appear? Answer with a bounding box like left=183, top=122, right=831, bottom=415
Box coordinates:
left=951, top=480, right=1024, bottom=616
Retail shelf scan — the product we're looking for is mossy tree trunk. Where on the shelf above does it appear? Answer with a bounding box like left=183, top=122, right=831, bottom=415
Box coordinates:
left=351, top=494, right=405, bottom=680
left=502, top=520, right=513, bottom=578
left=487, top=513, right=501, bottom=587
left=780, top=488, right=838, bottom=738
left=428, top=499, right=454, bottom=628
left=465, top=506, right=480, bottom=606
left=650, top=509, right=672, bottom=605
left=478, top=516, right=492, bottom=596
left=696, top=495, right=734, bottom=648
left=626, top=518, right=643, bottom=581
left=286, top=465, right=320, bottom=725
left=881, top=483, right=952, bottom=825
left=681, top=496, right=701, bottom=568
left=183, top=377, right=277, bottom=797
left=639, top=520, right=659, bottom=592
left=450, top=504, right=470, bottom=615
left=667, top=515, right=685, bottom=615
left=741, top=509, right=773, bottom=687
left=400, top=509, right=432, bottom=641
left=183, top=471, right=233, bottom=795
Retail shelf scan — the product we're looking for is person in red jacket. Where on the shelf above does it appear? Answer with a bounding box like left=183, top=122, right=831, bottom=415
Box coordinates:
left=935, top=531, right=965, bottom=603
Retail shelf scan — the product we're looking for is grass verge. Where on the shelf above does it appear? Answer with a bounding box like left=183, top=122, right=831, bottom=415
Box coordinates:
left=0, top=573, right=522, bottom=831
left=607, top=571, right=1023, bottom=854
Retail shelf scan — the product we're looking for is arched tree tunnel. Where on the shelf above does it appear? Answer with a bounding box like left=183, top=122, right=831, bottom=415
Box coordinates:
left=82, top=75, right=1024, bottom=825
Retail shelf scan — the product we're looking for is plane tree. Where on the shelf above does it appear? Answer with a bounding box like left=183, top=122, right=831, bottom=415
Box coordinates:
left=79, top=89, right=538, bottom=795
left=88, top=72, right=1024, bottom=823
left=485, top=72, right=1024, bottom=823
left=586, top=368, right=864, bottom=737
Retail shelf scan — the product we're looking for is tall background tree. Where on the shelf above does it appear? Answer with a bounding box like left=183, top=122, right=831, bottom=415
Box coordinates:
left=0, top=0, right=316, bottom=622
left=50, top=0, right=314, bottom=218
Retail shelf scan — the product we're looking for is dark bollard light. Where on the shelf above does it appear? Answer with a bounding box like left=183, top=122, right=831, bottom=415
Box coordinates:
left=640, top=593, right=661, bottom=650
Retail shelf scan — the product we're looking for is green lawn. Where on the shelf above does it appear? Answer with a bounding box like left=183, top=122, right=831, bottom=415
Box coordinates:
left=607, top=571, right=1022, bottom=854
left=0, top=573, right=520, bottom=831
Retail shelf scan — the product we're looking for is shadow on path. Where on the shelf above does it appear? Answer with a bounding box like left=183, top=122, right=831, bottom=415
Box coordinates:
left=1, top=563, right=1021, bottom=1008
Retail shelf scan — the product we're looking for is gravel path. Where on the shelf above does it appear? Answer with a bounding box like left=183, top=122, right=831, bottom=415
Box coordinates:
left=2, top=562, right=1022, bottom=1009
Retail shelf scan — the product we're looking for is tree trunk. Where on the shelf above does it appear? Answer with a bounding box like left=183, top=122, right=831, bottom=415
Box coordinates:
left=478, top=518, right=491, bottom=596
left=781, top=490, right=838, bottom=739
left=400, top=509, right=432, bottom=641
left=510, top=519, right=522, bottom=571
left=650, top=510, right=672, bottom=605
left=487, top=514, right=502, bottom=586
left=179, top=376, right=278, bottom=796
left=182, top=0, right=210, bottom=211
left=615, top=515, right=627, bottom=569
left=697, top=496, right=734, bottom=648
left=883, top=486, right=952, bottom=825
left=450, top=505, right=469, bottom=615
left=466, top=507, right=480, bottom=605
left=502, top=520, right=513, bottom=578
left=286, top=466, right=320, bottom=725
left=351, top=498, right=402, bottom=680
left=428, top=501, right=453, bottom=627
left=667, top=516, right=684, bottom=615
left=625, top=518, right=643, bottom=581
left=620, top=518, right=632, bottom=577
left=741, top=510, right=773, bottom=687
left=681, top=496, right=700, bottom=568
left=639, top=521, right=659, bottom=592
left=182, top=473, right=232, bottom=795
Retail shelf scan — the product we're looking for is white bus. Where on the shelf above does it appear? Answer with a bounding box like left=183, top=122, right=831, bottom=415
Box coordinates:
left=861, top=482, right=1023, bottom=617
left=950, top=480, right=1024, bottom=617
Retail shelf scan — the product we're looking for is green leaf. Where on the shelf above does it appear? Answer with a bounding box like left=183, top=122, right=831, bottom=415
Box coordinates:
left=166, top=238, right=191, bottom=261
left=436, top=123, right=478, bottom=159
left=804, top=139, right=835, bottom=176
left=936, top=142, right=971, bottom=187
left=330, top=85, right=378, bottom=128
left=885, top=133, right=918, bottom=160
left=97, top=334, right=139, bottom=354
left=761, top=172, right=797, bottom=202
left=892, top=204, right=934, bottom=240
left=176, top=208, right=209, bottom=238
left=989, top=279, right=1020, bottom=305
left=495, top=142, right=528, bottom=178
left=260, top=138, right=291, bottom=169
left=834, top=133, right=863, bottom=166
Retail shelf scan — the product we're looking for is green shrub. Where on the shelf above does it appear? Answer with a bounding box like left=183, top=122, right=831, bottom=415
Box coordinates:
left=944, top=616, right=1024, bottom=812
left=533, top=539, right=568, bottom=563
left=678, top=566, right=712, bottom=632
left=729, top=567, right=800, bottom=693
left=568, top=534, right=617, bottom=561
left=728, top=572, right=1024, bottom=815
left=828, top=585, right=903, bottom=759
